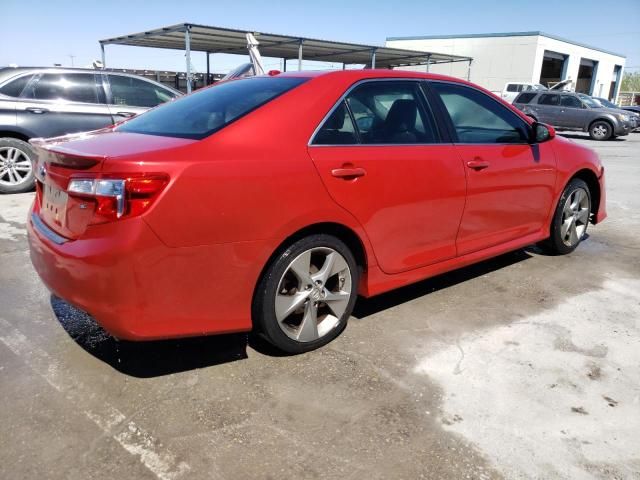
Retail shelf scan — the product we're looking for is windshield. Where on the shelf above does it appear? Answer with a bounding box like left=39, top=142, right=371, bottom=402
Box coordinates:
left=117, top=76, right=308, bottom=139
left=577, top=94, right=601, bottom=109
left=596, top=98, right=617, bottom=109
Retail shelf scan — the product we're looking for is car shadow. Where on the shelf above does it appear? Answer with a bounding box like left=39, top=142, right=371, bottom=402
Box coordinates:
left=352, top=248, right=533, bottom=319
left=50, top=296, right=248, bottom=378
left=558, top=133, right=626, bottom=142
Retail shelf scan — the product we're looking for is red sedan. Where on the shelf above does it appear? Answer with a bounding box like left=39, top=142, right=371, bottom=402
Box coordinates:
left=27, top=70, right=606, bottom=353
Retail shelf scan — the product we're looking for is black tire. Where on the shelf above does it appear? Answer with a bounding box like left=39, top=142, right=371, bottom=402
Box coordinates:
left=588, top=120, right=612, bottom=141
left=253, top=234, right=359, bottom=354
left=0, top=137, right=36, bottom=194
left=539, top=178, right=591, bottom=255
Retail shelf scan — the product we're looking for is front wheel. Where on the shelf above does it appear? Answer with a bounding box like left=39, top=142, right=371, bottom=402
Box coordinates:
left=253, top=234, right=359, bottom=354
left=0, top=138, right=36, bottom=194
left=540, top=178, right=591, bottom=255
left=588, top=121, right=612, bottom=141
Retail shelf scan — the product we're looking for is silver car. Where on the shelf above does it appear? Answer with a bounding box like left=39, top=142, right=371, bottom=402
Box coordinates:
left=513, top=90, right=633, bottom=141
left=0, top=67, right=181, bottom=193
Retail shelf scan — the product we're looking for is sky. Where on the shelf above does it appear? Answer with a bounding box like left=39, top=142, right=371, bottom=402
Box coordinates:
left=1, top=0, right=639, bottom=74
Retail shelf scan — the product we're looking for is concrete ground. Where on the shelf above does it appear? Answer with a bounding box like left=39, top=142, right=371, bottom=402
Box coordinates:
left=0, top=132, right=638, bottom=480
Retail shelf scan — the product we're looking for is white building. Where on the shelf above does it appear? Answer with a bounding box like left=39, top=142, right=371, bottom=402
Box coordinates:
left=386, top=32, right=625, bottom=101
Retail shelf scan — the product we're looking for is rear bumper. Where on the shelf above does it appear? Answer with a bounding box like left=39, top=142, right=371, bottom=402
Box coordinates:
left=28, top=208, right=264, bottom=340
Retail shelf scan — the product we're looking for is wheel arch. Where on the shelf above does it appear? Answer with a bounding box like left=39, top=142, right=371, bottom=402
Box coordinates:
left=588, top=117, right=614, bottom=132
left=0, top=130, right=31, bottom=142
left=569, top=168, right=601, bottom=222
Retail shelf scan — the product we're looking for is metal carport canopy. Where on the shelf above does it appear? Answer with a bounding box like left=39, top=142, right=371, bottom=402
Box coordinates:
left=99, top=23, right=473, bottom=92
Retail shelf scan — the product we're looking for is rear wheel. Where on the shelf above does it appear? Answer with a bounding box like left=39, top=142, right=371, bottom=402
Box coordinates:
left=540, top=178, right=591, bottom=255
left=0, top=138, right=35, bottom=194
left=588, top=121, right=612, bottom=141
left=253, top=234, right=359, bottom=354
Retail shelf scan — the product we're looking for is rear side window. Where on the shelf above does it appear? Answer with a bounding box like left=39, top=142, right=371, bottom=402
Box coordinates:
left=25, top=73, right=100, bottom=103
left=108, top=75, right=177, bottom=108
left=506, top=84, right=521, bottom=92
left=345, top=82, right=437, bottom=144
left=538, top=94, right=560, bottom=106
left=117, top=77, right=308, bottom=139
left=314, top=102, right=358, bottom=145
left=515, top=92, right=537, bottom=104
left=560, top=95, right=583, bottom=108
left=431, top=82, right=529, bottom=144
left=0, top=74, right=34, bottom=97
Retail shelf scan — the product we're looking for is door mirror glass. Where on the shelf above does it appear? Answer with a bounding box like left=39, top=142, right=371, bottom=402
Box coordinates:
left=531, top=122, right=555, bottom=143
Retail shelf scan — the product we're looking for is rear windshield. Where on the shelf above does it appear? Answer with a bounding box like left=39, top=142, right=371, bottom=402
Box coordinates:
left=117, top=76, right=308, bottom=139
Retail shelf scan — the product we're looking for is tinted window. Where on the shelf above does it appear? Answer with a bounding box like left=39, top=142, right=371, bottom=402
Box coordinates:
left=313, top=102, right=358, bottom=145
left=117, top=77, right=307, bottom=139
left=345, top=81, right=437, bottom=144
left=515, top=92, right=537, bottom=104
left=108, top=75, right=177, bottom=108
left=538, top=94, right=560, bottom=106
left=561, top=95, right=583, bottom=108
left=431, top=82, right=529, bottom=144
left=506, top=84, right=520, bottom=92
left=0, top=74, right=33, bottom=97
left=26, top=73, right=100, bottom=103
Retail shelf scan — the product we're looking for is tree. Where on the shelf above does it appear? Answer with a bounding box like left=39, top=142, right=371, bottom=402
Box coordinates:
left=621, top=71, right=640, bottom=91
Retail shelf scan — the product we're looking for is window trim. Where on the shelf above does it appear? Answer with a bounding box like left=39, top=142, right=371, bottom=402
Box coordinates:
left=308, top=78, right=443, bottom=147
left=426, top=80, right=533, bottom=146
left=560, top=94, right=584, bottom=109
left=537, top=93, right=561, bottom=106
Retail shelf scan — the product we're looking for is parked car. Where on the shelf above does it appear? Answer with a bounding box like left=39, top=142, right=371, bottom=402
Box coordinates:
left=0, top=67, right=181, bottom=193
left=591, top=96, right=640, bottom=131
left=27, top=70, right=606, bottom=354
left=500, top=82, right=547, bottom=103
left=513, top=90, right=633, bottom=140
left=622, top=105, right=640, bottom=115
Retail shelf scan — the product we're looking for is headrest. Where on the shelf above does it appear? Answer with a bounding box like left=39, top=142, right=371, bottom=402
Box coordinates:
left=385, top=99, right=417, bottom=132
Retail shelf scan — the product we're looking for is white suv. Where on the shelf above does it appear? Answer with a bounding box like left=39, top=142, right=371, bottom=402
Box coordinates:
left=501, top=82, right=547, bottom=104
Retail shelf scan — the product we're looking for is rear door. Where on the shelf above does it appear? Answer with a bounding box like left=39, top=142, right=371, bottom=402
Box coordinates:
left=557, top=94, right=588, bottom=128
left=530, top=93, right=562, bottom=126
left=307, top=80, right=466, bottom=274
left=428, top=81, right=557, bottom=255
left=16, top=72, right=113, bottom=138
left=105, top=74, right=179, bottom=122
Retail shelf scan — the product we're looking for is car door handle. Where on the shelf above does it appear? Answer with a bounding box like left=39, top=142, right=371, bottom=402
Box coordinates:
left=331, top=167, right=366, bottom=179
left=466, top=160, right=490, bottom=170
left=26, top=107, right=49, bottom=114
left=116, top=111, right=136, bottom=117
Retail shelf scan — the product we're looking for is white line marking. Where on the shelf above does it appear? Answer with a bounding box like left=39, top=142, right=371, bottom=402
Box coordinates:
left=0, top=318, right=190, bottom=480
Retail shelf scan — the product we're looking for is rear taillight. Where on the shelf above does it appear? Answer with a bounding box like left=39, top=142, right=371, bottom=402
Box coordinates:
left=67, top=173, right=168, bottom=224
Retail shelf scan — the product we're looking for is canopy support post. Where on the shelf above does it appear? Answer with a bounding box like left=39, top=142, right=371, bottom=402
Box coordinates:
left=282, top=58, right=287, bottom=72
left=206, top=52, right=210, bottom=85
left=370, top=48, right=376, bottom=69
left=426, top=55, right=431, bottom=73
left=100, top=43, right=106, bottom=68
left=298, top=40, right=303, bottom=71
left=467, top=59, right=472, bottom=81
left=185, top=25, right=192, bottom=93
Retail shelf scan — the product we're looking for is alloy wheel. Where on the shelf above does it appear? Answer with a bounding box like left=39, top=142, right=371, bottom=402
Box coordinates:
left=0, top=147, right=32, bottom=186
left=591, top=124, right=608, bottom=140
left=560, top=188, right=590, bottom=247
left=275, top=247, right=352, bottom=342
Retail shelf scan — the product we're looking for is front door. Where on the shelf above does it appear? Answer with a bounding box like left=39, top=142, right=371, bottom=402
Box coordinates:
left=307, top=81, right=467, bottom=274
left=429, top=81, right=557, bottom=255
left=556, top=94, right=589, bottom=128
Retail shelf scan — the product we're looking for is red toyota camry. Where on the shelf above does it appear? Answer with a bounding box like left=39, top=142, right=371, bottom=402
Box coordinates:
left=27, top=70, right=606, bottom=353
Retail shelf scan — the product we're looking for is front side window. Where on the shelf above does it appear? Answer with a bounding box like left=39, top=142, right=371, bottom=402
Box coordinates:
left=0, top=74, right=34, bottom=97
left=117, top=76, right=308, bottom=139
left=25, top=73, right=100, bottom=103
left=560, top=95, right=583, bottom=108
left=108, top=75, right=177, bottom=108
left=538, top=94, right=560, bottom=106
left=431, top=82, right=529, bottom=144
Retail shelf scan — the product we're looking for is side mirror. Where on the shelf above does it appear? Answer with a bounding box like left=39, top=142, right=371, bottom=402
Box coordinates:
left=530, top=122, right=555, bottom=143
